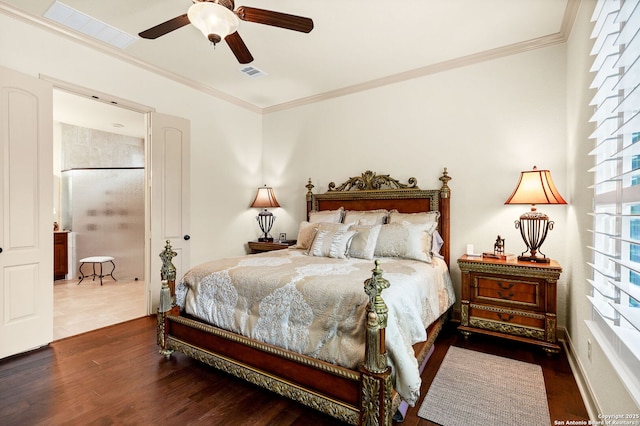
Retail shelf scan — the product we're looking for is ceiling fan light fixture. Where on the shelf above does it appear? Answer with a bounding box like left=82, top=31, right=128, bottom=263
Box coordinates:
left=188, top=2, right=239, bottom=45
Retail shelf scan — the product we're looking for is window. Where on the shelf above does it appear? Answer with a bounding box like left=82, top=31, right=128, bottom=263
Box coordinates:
left=587, top=0, right=640, bottom=405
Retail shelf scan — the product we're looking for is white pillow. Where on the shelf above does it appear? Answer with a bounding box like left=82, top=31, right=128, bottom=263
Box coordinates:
left=432, top=230, right=444, bottom=259
left=343, top=209, right=388, bottom=226
left=307, top=228, right=356, bottom=259
left=388, top=209, right=440, bottom=225
left=295, top=221, right=351, bottom=250
left=308, top=207, right=344, bottom=223
left=348, top=224, right=382, bottom=260
left=374, top=221, right=438, bottom=263
left=317, top=222, right=351, bottom=232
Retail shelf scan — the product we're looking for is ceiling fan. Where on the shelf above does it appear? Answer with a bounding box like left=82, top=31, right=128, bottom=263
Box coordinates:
left=138, top=0, right=314, bottom=64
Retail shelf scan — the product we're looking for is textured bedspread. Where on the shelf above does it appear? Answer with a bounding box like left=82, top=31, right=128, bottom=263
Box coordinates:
left=175, top=248, right=455, bottom=405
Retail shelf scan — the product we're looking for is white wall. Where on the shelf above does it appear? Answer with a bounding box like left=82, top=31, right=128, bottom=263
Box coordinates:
left=0, top=12, right=263, bottom=270
left=4, top=1, right=637, bottom=416
left=263, top=45, right=569, bottom=316
left=566, top=0, right=639, bottom=416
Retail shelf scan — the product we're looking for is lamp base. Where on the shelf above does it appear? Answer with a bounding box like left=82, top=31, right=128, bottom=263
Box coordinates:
left=517, top=255, right=551, bottom=264
left=258, top=236, right=274, bottom=242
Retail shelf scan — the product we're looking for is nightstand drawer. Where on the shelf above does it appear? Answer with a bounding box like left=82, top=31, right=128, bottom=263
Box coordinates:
left=472, top=275, right=543, bottom=310
left=468, top=304, right=546, bottom=341
left=469, top=304, right=545, bottom=329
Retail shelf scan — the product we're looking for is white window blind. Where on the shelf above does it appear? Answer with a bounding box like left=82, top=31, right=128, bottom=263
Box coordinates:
left=588, top=0, right=640, bottom=405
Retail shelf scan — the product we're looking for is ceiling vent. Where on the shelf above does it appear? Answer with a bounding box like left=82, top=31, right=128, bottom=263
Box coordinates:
left=239, top=66, right=267, bottom=79
left=44, top=1, right=136, bottom=49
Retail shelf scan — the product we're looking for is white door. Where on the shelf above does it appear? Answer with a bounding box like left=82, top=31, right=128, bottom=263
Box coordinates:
left=0, top=66, right=53, bottom=358
left=148, top=112, right=190, bottom=312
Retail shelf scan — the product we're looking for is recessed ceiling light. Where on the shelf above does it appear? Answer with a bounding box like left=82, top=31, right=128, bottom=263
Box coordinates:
left=44, top=1, right=136, bottom=49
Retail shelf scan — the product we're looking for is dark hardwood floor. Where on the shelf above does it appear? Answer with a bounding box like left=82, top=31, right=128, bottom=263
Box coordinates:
left=0, top=316, right=589, bottom=425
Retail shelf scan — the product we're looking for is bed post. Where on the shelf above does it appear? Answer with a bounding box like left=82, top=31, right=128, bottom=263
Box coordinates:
left=157, top=240, right=178, bottom=358
left=360, top=260, right=393, bottom=426
left=439, top=168, right=452, bottom=266
left=305, top=178, right=314, bottom=220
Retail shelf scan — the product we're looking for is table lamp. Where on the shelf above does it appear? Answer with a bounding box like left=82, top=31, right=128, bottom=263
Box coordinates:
left=250, top=185, right=280, bottom=242
left=504, top=166, right=566, bottom=263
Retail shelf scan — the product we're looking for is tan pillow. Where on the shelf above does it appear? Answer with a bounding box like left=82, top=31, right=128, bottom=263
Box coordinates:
left=388, top=209, right=440, bottom=225
left=307, top=228, right=356, bottom=259
left=295, top=221, right=318, bottom=250
left=308, top=207, right=344, bottom=223
left=374, top=222, right=438, bottom=262
left=343, top=209, right=389, bottom=226
left=348, top=224, right=382, bottom=260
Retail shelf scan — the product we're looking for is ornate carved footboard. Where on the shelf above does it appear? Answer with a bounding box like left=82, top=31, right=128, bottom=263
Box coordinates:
left=157, top=169, right=452, bottom=425
left=158, top=242, right=401, bottom=425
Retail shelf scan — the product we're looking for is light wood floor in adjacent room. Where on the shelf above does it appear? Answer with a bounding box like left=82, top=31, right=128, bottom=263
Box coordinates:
left=53, top=277, right=146, bottom=340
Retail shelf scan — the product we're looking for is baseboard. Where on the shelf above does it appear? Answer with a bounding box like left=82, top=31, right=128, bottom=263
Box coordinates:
left=558, top=326, right=600, bottom=421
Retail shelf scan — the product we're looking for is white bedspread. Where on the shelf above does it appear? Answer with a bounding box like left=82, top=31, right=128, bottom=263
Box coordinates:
left=175, top=248, right=455, bottom=405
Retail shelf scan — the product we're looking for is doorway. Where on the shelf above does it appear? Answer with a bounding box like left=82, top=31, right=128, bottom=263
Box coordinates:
left=52, top=89, right=147, bottom=340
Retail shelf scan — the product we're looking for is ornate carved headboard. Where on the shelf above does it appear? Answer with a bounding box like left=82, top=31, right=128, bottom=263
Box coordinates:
left=305, top=169, right=452, bottom=266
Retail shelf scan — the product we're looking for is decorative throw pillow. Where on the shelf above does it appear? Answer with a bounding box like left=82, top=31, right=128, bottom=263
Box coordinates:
left=294, top=221, right=319, bottom=250
left=374, top=221, right=438, bottom=263
left=307, top=228, right=356, bottom=259
left=295, top=221, right=350, bottom=250
left=343, top=209, right=389, bottom=226
left=348, top=224, right=382, bottom=260
left=308, top=207, right=344, bottom=223
left=388, top=209, right=440, bottom=225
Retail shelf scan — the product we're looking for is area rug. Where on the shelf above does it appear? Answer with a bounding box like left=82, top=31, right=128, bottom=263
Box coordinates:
left=417, top=346, right=550, bottom=426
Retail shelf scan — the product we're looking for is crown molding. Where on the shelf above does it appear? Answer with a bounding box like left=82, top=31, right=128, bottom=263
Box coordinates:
left=0, top=0, right=579, bottom=116
left=263, top=0, right=580, bottom=114
left=263, top=32, right=568, bottom=114
left=0, top=2, right=262, bottom=114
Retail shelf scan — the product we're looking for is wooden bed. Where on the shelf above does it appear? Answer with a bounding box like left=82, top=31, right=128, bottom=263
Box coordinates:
left=157, top=168, right=452, bottom=425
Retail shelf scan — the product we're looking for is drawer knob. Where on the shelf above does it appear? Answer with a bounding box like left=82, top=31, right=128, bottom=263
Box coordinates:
left=497, top=290, right=514, bottom=299
left=497, top=313, right=514, bottom=322
left=497, top=281, right=514, bottom=290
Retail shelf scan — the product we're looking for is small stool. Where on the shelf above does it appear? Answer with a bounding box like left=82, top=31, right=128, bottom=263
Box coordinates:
left=78, top=256, right=117, bottom=286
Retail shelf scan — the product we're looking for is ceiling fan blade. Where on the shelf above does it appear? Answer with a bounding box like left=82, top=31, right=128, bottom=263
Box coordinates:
left=138, top=14, right=190, bottom=39
left=236, top=7, right=314, bottom=33
left=225, top=32, right=254, bottom=64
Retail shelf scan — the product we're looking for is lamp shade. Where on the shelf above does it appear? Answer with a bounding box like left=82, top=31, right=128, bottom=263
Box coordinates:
left=250, top=186, right=280, bottom=209
left=187, top=2, right=239, bottom=44
left=505, top=166, right=566, bottom=263
left=250, top=186, right=279, bottom=242
left=504, top=166, right=567, bottom=206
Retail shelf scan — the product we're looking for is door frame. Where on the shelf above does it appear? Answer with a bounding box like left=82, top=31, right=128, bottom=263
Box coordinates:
left=47, top=77, right=156, bottom=315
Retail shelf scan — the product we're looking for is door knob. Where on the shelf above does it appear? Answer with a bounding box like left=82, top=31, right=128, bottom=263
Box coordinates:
left=184, top=235, right=190, bottom=240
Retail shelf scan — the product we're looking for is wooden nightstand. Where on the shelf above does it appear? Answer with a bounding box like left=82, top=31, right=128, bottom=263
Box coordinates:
left=457, top=254, right=562, bottom=353
left=54, top=231, right=69, bottom=280
left=248, top=240, right=296, bottom=254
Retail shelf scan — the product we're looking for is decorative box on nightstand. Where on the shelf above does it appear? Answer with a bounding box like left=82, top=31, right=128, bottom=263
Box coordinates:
left=457, top=254, right=562, bottom=353
left=248, top=240, right=296, bottom=254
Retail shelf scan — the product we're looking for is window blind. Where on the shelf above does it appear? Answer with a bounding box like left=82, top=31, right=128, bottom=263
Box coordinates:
left=588, top=0, right=640, bottom=405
